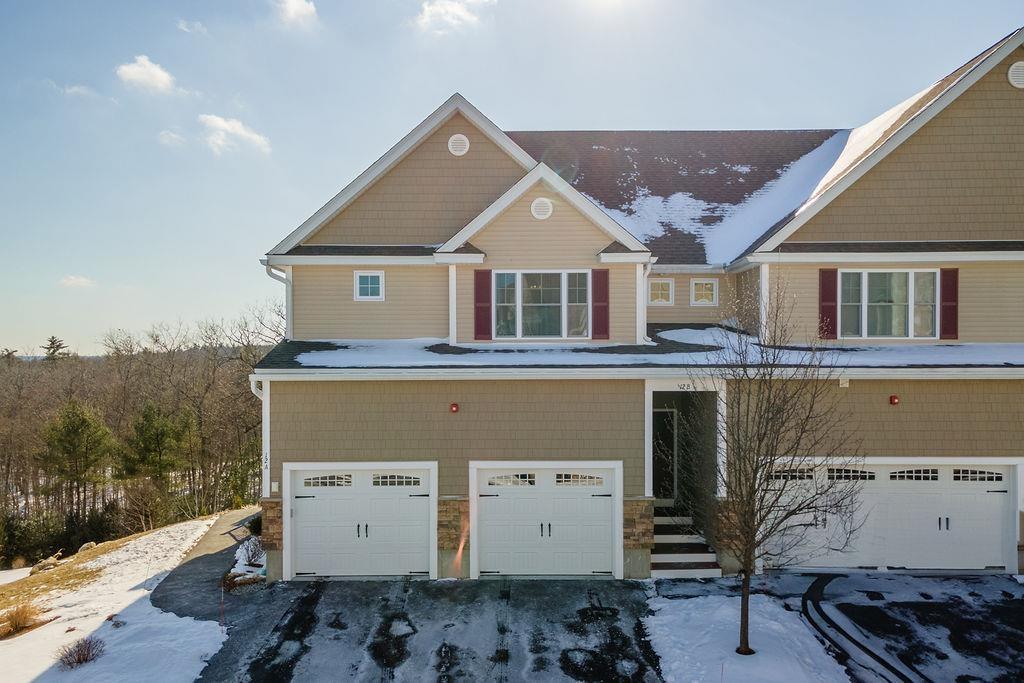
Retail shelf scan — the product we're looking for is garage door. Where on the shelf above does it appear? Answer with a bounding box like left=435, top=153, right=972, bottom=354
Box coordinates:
left=291, top=467, right=431, bottom=577
left=475, top=466, right=616, bottom=576
left=797, top=465, right=1012, bottom=570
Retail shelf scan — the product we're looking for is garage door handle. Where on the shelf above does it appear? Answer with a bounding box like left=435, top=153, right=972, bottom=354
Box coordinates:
left=945, top=517, right=949, bottom=530
left=365, top=523, right=369, bottom=537
left=540, top=523, right=544, bottom=537
left=548, top=523, right=551, bottom=537
left=357, top=524, right=360, bottom=538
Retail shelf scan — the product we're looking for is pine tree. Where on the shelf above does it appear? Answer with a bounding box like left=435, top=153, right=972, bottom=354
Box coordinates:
left=41, top=336, right=71, bottom=362
left=41, top=401, right=113, bottom=517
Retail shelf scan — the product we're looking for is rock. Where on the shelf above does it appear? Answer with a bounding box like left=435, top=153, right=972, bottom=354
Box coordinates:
left=30, top=557, right=60, bottom=575
left=78, top=542, right=97, bottom=553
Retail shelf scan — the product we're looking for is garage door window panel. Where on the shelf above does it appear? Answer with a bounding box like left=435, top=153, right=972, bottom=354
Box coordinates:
left=303, top=474, right=353, bottom=487
left=952, top=469, right=1003, bottom=482
left=890, top=468, right=938, bottom=481
left=487, top=473, right=536, bottom=486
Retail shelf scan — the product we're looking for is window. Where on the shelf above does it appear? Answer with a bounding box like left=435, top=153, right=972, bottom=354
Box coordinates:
left=303, top=474, right=352, bottom=487
left=372, top=474, right=421, bottom=487
left=690, top=278, right=719, bottom=307
left=953, top=469, right=1003, bottom=482
left=487, top=473, right=536, bottom=486
left=827, top=468, right=876, bottom=481
left=555, top=473, right=605, bottom=487
left=648, top=278, right=674, bottom=306
left=889, top=468, right=938, bottom=481
left=493, top=271, right=590, bottom=339
left=353, top=271, right=384, bottom=301
left=768, top=468, right=812, bottom=481
left=839, top=270, right=937, bottom=339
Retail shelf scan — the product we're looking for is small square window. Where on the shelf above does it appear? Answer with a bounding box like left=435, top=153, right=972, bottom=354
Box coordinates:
left=353, top=271, right=384, bottom=301
left=648, top=279, right=674, bottom=305
left=690, top=278, right=719, bottom=307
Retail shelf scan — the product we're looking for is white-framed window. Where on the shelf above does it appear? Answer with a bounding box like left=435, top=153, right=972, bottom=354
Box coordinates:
left=493, top=270, right=590, bottom=339
left=689, top=278, right=719, bottom=307
left=353, top=271, right=384, bottom=301
left=648, top=278, right=675, bottom=305
left=839, top=269, right=938, bottom=339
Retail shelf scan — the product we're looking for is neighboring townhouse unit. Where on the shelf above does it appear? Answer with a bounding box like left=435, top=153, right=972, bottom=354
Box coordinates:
left=252, top=28, right=1024, bottom=582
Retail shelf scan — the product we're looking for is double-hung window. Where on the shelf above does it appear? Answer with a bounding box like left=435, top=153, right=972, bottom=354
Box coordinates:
left=839, top=270, right=937, bottom=339
left=493, top=271, right=590, bottom=339
left=353, top=271, right=384, bottom=301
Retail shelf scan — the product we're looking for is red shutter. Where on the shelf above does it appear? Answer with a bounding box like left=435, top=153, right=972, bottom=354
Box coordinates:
left=818, top=268, right=838, bottom=340
left=473, top=270, right=492, bottom=341
left=592, top=269, right=610, bottom=340
left=940, top=268, right=958, bottom=340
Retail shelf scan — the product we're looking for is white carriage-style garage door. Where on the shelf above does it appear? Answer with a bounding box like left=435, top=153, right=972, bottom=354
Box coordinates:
left=800, top=464, right=1014, bottom=571
left=472, top=463, right=622, bottom=578
left=289, top=466, right=434, bottom=578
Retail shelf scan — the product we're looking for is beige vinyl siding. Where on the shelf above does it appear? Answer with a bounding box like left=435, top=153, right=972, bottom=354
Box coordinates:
left=771, top=262, right=1024, bottom=343
left=305, top=113, right=527, bottom=246
left=825, top=380, right=1024, bottom=457
left=454, top=182, right=639, bottom=343
left=291, top=265, right=449, bottom=339
left=734, top=267, right=761, bottom=333
left=788, top=48, right=1024, bottom=244
left=268, top=379, right=646, bottom=496
left=646, top=274, right=735, bottom=325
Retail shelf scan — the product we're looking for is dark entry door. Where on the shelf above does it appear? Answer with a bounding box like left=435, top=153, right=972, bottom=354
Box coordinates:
left=652, top=408, right=677, bottom=503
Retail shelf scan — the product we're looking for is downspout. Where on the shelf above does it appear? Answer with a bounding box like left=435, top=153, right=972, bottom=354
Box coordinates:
left=261, top=259, right=293, bottom=339
left=640, top=260, right=655, bottom=344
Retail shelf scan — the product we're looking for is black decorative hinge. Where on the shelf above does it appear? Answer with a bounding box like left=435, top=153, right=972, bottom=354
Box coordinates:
left=408, top=571, right=430, bottom=575
left=479, top=570, right=501, bottom=575
left=294, top=572, right=317, bottom=576
left=479, top=494, right=499, bottom=498
left=408, top=494, right=430, bottom=497
left=294, top=495, right=315, bottom=499
left=591, top=494, right=612, bottom=497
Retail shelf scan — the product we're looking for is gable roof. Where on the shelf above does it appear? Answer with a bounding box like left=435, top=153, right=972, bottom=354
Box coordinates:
left=268, top=94, right=536, bottom=256
left=436, top=163, right=650, bottom=254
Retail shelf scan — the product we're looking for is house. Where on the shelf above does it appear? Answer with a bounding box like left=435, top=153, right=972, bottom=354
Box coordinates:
left=251, top=28, right=1024, bottom=582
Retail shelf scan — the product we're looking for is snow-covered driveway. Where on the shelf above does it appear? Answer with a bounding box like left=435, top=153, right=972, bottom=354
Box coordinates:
left=0, top=518, right=226, bottom=683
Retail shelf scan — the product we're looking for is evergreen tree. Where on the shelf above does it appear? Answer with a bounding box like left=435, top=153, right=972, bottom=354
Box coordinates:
left=41, top=336, right=70, bottom=362
left=41, top=401, right=113, bottom=517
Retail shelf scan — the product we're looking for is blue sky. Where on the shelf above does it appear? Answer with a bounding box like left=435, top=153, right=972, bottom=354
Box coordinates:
left=2, top=1, right=1022, bottom=355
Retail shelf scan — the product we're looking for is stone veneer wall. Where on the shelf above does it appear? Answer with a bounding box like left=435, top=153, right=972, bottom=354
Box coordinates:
left=261, top=498, right=282, bottom=550
left=623, top=497, right=654, bottom=550
left=438, top=498, right=470, bottom=550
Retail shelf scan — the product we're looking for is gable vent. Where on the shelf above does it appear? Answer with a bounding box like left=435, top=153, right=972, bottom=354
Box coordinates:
left=1009, top=62, right=1024, bottom=89
left=448, top=133, right=470, bottom=156
left=530, top=197, right=554, bottom=220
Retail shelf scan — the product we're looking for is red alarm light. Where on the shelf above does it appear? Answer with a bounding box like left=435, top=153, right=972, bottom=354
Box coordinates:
left=450, top=403, right=459, bottom=413
left=889, top=395, right=900, bottom=406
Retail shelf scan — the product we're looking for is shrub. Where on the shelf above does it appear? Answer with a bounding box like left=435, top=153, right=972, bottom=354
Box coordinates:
left=57, top=636, right=106, bottom=669
left=1, top=602, right=41, bottom=638
left=245, top=514, right=262, bottom=537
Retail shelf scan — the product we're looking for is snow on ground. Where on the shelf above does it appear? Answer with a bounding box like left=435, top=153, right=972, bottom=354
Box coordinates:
left=230, top=536, right=266, bottom=577
left=0, top=568, right=31, bottom=586
left=645, top=593, right=848, bottom=683
left=291, top=328, right=1024, bottom=369
left=0, top=517, right=225, bottom=683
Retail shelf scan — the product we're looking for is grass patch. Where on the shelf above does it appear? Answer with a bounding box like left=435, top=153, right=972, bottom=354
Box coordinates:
left=0, top=531, right=151, bottom=613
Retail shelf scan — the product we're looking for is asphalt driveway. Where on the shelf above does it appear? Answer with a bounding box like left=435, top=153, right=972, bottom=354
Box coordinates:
left=195, top=578, right=660, bottom=682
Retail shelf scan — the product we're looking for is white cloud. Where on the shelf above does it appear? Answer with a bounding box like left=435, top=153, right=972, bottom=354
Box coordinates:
left=115, top=55, right=178, bottom=94
left=177, top=19, right=208, bottom=35
left=274, top=0, right=318, bottom=27
left=415, top=0, right=494, bottom=34
left=61, top=84, right=99, bottom=98
left=60, top=275, right=96, bottom=288
left=198, top=114, right=271, bottom=155
left=158, top=129, right=186, bottom=147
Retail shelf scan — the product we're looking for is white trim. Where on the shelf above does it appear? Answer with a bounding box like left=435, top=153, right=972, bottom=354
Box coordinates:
left=755, top=28, right=1024, bottom=255
left=746, top=251, right=1024, bottom=264
left=689, top=278, right=720, bottom=307
left=599, top=252, right=654, bottom=264
left=492, top=269, right=591, bottom=341
left=647, top=278, right=675, bottom=306
left=468, top=460, right=624, bottom=580
left=643, top=381, right=653, bottom=498
left=434, top=252, right=485, bottom=264
left=447, top=264, right=457, bottom=343
left=837, top=268, right=939, bottom=341
left=353, top=270, right=385, bottom=301
left=269, top=94, right=535, bottom=255
left=266, top=255, right=436, bottom=266
left=635, top=264, right=645, bottom=344
left=252, top=379, right=271, bottom=498
left=281, top=460, right=439, bottom=581
left=653, top=264, right=726, bottom=274
left=758, top=264, right=769, bottom=339
left=437, top=164, right=649, bottom=254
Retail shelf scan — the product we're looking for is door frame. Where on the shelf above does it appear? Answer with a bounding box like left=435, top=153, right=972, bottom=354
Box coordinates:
left=468, top=460, right=624, bottom=580
left=281, top=461, right=439, bottom=581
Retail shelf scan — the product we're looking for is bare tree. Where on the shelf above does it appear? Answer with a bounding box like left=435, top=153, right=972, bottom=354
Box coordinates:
left=672, top=280, right=864, bottom=655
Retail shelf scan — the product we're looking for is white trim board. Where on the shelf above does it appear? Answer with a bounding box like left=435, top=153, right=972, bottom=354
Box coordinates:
left=745, top=251, right=1024, bottom=264
left=754, top=28, right=1024, bottom=256
left=280, top=461, right=439, bottom=581
left=269, top=93, right=536, bottom=255
left=467, top=460, right=624, bottom=580
left=436, top=164, right=649, bottom=255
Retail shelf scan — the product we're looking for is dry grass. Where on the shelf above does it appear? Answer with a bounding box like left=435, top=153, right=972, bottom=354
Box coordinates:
left=0, top=531, right=150, bottom=613
left=0, top=602, right=42, bottom=638
left=57, top=635, right=106, bottom=669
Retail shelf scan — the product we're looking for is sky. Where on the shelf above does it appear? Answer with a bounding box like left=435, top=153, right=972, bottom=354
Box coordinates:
left=1, top=1, right=1022, bottom=355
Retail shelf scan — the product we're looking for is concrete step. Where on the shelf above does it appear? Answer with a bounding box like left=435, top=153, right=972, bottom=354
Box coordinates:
left=652, top=533, right=705, bottom=544
left=651, top=541, right=716, bottom=563
left=650, top=561, right=723, bottom=579
left=654, top=516, right=693, bottom=525
left=651, top=551, right=717, bottom=563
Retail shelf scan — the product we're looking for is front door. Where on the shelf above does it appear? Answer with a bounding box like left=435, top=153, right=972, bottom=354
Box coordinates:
left=652, top=408, right=678, bottom=505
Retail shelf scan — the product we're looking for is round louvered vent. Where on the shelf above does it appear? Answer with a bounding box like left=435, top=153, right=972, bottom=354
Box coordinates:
left=1009, top=62, right=1024, bottom=89
left=447, top=134, right=470, bottom=156
left=530, top=197, right=554, bottom=220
